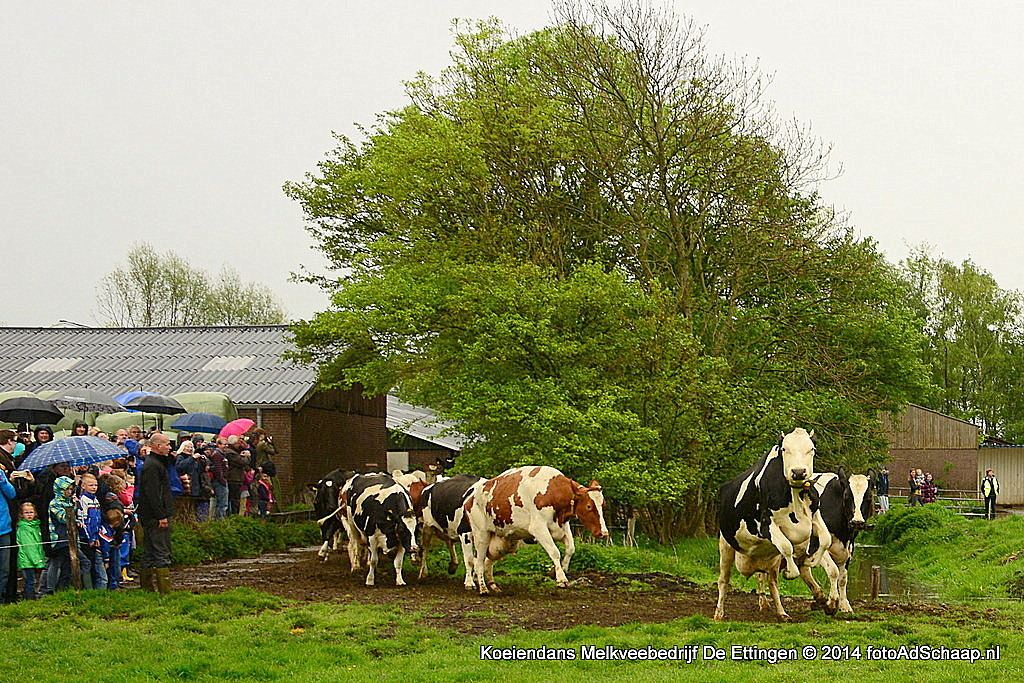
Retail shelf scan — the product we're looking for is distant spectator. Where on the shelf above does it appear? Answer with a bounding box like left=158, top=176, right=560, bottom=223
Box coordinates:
left=0, top=466, right=16, bottom=603
left=70, top=420, right=89, bottom=437
left=876, top=466, right=890, bottom=513
left=920, top=472, right=938, bottom=504
left=906, top=469, right=921, bottom=506
left=256, top=473, right=274, bottom=518
left=982, top=468, right=999, bottom=520
left=224, top=436, right=250, bottom=516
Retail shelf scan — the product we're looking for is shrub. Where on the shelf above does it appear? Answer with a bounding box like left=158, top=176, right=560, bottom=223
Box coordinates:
left=169, top=518, right=320, bottom=566
left=870, top=505, right=962, bottom=549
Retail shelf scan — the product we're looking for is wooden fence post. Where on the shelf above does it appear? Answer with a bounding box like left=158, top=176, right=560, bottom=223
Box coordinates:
left=870, top=565, right=880, bottom=600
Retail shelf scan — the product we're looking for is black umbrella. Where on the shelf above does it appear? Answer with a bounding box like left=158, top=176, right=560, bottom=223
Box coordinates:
left=48, top=387, right=123, bottom=414
left=0, top=396, right=64, bottom=425
left=121, top=394, right=187, bottom=415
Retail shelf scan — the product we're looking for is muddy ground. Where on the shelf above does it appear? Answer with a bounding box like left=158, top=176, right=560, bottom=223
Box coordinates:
left=169, top=547, right=990, bottom=634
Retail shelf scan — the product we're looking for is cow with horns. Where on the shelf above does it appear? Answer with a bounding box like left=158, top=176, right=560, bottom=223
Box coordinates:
left=715, top=428, right=839, bottom=621
left=462, top=465, right=608, bottom=595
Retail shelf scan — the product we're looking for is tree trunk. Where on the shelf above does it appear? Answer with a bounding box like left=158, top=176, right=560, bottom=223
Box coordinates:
left=67, top=505, right=82, bottom=590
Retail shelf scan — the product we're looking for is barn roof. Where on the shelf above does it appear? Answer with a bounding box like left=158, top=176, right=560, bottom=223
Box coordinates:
left=386, top=395, right=467, bottom=452
left=0, top=325, right=316, bottom=407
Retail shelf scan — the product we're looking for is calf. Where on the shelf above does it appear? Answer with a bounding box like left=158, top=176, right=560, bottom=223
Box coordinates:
left=341, top=473, right=420, bottom=586
left=417, top=474, right=484, bottom=589
left=462, top=465, right=608, bottom=594
left=799, top=468, right=874, bottom=613
left=310, top=469, right=355, bottom=562
left=715, top=428, right=838, bottom=621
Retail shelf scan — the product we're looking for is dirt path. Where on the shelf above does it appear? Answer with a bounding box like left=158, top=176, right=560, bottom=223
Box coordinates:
left=168, top=547, right=976, bottom=634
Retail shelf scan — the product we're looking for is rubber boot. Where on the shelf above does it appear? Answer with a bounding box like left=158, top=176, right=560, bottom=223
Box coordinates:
left=122, top=568, right=134, bottom=583
left=139, top=568, right=157, bottom=592
left=155, top=567, right=172, bottom=595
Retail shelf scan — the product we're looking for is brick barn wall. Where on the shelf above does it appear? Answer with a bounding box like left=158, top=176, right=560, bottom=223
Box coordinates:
left=291, top=387, right=386, bottom=497
left=887, top=448, right=979, bottom=492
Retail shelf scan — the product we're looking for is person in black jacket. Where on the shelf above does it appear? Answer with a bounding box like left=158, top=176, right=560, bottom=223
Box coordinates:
left=137, top=433, right=174, bottom=594
left=876, top=467, right=890, bottom=513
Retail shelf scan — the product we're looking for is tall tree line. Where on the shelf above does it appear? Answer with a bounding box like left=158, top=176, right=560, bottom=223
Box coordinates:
left=902, top=247, right=1024, bottom=441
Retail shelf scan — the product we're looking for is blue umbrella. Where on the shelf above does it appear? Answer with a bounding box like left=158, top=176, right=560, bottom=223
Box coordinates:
left=170, top=412, right=228, bottom=434
left=19, top=435, right=125, bottom=472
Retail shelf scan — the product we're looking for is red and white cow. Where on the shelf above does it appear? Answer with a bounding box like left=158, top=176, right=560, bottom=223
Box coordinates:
left=462, top=465, right=608, bottom=594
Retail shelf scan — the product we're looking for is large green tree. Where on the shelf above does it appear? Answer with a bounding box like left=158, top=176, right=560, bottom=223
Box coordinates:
left=287, top=3, right=928, bottom=538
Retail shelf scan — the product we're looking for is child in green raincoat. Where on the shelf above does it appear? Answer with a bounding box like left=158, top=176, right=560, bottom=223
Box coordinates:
left=17, top=501, right=46, bottom=599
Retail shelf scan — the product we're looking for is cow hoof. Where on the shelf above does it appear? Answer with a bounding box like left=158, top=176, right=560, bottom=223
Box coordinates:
left=757, top=596, right=770, bottom=611
left=556, top=580, right=570, bottom=589
left=488, top=583, right=502, bottom=593
left=713, top=611, right=724, bottom=622
left=396, top=579, right=407, bottom=587
left=447, top=561, right=458, bottom=575
left=839, top=604, right=854, bottom=614
left=777, top=612, right=792, bottom=622
left=464, top=582, right=476, bottom=591
left=783, top=568, right=799, bottom=580
left=824, top=602, right=838, bottom=616
left=365, top=580, right=375, bottom=587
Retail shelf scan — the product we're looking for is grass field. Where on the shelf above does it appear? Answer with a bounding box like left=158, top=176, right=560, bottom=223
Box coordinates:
left=6, top=507, right=1024, bottom=681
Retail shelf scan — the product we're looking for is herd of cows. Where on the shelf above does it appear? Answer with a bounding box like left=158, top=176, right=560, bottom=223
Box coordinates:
left=310, top=428, right=875, bottom=622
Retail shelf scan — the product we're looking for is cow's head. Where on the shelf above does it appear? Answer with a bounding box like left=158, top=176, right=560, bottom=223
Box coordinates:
left=848, top=470, right=874, bottom=530
left=779, top=428, right=815, bottom=488
left=573, top=480, right=609, bottom=539
left=397, top=509, right=420, bottom=559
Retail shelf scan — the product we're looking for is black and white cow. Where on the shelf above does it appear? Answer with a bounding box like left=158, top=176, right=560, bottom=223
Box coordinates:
left=715, top=428, right=838, bottom=621
left=416, top=474, right=484, bottom=589
left=799, top=468, right=874, bottom=613
left=311, top=469, right=356, bottom=562
left=340, top=473, right=420, bottom=587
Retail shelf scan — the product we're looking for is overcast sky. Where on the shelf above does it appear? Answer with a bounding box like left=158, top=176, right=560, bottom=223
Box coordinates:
left=3, top=2, right=1021, bottom=327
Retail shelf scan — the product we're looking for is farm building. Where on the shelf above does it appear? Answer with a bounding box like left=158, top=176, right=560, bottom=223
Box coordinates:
left=0, top=325, right=388, bottom=501
left=882, top=403, right=981, bottom=492
left=386, top=395, right=464, bottom=472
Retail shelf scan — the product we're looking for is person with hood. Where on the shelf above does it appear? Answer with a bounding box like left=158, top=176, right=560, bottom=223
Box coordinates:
left=17, top=425, right=54, bottom=468
left=46, top=475, right=76, bottom=592
left=136, top=432, right=174, bottom=594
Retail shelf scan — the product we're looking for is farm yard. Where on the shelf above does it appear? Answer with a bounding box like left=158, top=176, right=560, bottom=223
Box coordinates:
left=5, top=508, right=1024, bottom=681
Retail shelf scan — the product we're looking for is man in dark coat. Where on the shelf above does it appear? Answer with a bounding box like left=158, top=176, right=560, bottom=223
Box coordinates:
left=224, top=436, right=249, bottom=516
left=137, top=432, right=174, bottom=594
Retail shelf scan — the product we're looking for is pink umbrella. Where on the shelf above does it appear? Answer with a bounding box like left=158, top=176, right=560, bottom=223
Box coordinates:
left=219, top=418, right=255, bottom=438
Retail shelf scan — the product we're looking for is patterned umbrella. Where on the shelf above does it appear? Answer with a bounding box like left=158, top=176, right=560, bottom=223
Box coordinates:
left=18, top=435, right=124, bottom=472
left=48, top=388, right=123, bottom=414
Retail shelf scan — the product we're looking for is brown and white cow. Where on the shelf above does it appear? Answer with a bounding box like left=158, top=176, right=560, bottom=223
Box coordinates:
left=462, top=465, right=608, bottom=594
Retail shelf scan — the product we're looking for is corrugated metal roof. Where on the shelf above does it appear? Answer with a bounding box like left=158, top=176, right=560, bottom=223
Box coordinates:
left=386, top=395, right=467, bottom=451
left=0, top=326, right=316, bottom=406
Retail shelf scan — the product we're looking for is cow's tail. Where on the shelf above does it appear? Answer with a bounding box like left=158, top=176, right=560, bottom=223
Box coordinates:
left=316, top=506, right=343, bottom=527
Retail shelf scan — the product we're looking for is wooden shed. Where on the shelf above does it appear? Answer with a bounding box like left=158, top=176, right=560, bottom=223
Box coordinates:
left=976, top=446, right=1024, bottom=505
left=882, top=403, right=981, bottom=491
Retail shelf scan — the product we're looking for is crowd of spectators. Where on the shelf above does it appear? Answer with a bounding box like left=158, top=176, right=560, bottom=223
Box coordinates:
left=0, top=423, right=279, bottom=604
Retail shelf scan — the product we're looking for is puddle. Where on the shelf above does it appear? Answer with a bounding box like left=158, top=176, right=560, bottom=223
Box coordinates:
left=845, top=544, right=939, bottom=600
